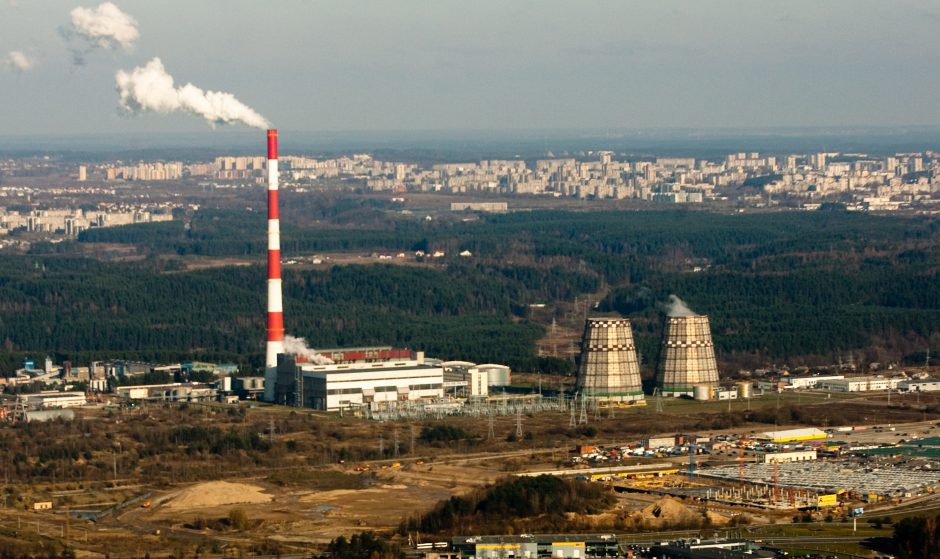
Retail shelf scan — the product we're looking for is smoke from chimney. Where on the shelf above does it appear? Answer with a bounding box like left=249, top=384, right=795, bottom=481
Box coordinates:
left=663, top=294, right=698, bottom=317
left=283, top=336, right=333, bottom=365
left=63, top=2, right=139, bottom=64
left=115, top=57, right=270, bottom=129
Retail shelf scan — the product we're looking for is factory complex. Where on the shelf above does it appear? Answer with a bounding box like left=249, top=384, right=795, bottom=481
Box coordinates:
left=269, top=354, right=445, bottom=410
left=6, top=130, right=939, bottom=422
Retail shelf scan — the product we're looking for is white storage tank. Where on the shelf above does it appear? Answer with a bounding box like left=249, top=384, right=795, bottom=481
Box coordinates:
left=736, top=381, right=753, bottom=399
left=471, top=364, right=511, bottom=387
left=693, top=384, right=712, bottom=401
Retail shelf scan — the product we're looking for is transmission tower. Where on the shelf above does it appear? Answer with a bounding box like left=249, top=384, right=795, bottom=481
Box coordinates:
left=579, top=392, right=588, bottom=424
left=516, top=407, right=523, bottom=439
left=378, top=433, right=384, bottom=457
left=410, top=424, right=416, bottom=455
left=393, top=428, right=400, bottom=458
left=569, top=396, right=577, bottom=428
left=488, top=415, right=496, bottom=439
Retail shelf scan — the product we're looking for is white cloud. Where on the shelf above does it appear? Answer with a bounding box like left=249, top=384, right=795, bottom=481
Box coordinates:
left=6, top=50, right=35, bottom=72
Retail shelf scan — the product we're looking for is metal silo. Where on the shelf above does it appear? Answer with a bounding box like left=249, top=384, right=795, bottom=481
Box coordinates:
left=656, top=315, right=720, bottom=397
left=575, top=317, right=645, bottom=403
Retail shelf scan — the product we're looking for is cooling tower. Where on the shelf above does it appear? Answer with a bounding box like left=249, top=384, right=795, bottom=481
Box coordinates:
left=575, top=317, right=645, bottom=403
left=656, top=315, right=720, bottom=397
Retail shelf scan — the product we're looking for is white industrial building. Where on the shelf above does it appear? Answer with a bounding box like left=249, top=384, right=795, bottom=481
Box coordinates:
left=819, top=376, right=904, bottom=392
left=271, top=355, right=444, bottom=411
left=23, top=391, right=87, bottom=409
left=757, top=449, right=817, bottom=464
left=898, top=378, right=940, bottom=392
left=115, top=383, right=217, bottom=402
left=783, top=375, right=845, bottom=389
left=469, top=369, right=488, bottom=397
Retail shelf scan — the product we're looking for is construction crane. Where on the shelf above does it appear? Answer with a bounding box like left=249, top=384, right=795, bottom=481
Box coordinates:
left=688, top=443, right=702, bottom=481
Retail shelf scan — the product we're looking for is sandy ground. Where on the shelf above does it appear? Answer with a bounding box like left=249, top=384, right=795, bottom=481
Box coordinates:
left=162, top=481, right=273, bottom=509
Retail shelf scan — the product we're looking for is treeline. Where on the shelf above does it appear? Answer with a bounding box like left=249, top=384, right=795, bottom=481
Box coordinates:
left=399, top=475, right=615, bottom=535
left=328, top=532, right=404, bottom=559
left=601, top=261, right=940, bottom=367
left=6, top=207, right=939, bottom=370
left=0, top=255, right=598, bottom=372
left=893, top=513, right=940, bottom=559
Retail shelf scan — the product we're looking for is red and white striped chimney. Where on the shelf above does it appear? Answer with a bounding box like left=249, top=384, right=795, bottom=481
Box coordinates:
left=265, top=129, right=285, bottom=370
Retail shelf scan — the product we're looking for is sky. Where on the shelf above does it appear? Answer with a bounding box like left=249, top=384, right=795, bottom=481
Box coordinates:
left=2, top=0, right=940, bottom=137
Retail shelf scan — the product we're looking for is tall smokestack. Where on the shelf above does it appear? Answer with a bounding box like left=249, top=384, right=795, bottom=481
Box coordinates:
left=265, top=129, right=284, bottom=371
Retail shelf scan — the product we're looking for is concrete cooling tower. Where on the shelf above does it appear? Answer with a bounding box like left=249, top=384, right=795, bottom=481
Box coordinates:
left=656, top=315, right=720, bottom=397
left=575, top=317, right=645, bottom=403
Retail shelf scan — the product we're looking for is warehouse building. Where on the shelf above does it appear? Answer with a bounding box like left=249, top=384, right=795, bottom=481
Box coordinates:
left=450, top=534, right=619, bottom=559
left=115, top=383, right=217, bottom=402
left=819, top=376, right=904, bottom=392
left=781, top=374, right=845, bottom=389
left=271, top=354, right=444, bottom=411
left=756, top=449, right=817, bottom=464
left=23, top=391, right=87, bottom=409
left=758, top=428, right=828, bottom=443
left=898, top=378, right=940, bottom=392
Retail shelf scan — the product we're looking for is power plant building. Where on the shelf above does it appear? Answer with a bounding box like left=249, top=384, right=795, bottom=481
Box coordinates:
left=270, top=355, right=444, bottom=411
left=575, top=317, right=644, bottom=402
left=656, top=315, right=720, bottom=396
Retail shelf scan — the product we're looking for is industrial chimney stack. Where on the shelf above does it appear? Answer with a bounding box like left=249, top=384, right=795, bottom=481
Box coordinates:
left=265, top=129, right=285, bottom=371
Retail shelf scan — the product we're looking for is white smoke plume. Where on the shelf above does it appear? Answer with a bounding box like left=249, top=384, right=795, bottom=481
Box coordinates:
left=115, top=57, right=271, bottom=129
left=664, top=294, right=698, bottom=317
left=63, top=2, right=138, bottom=64
left=5, top=50, right=35, bottom=72
left=282, top=335, right=333, bottom=365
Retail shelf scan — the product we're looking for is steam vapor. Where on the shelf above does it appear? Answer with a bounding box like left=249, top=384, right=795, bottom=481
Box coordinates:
left=115, top=57, right=271, bottom=129
left=664, top=294, right=698, bottom=317
left=282, top=335, right=333, bottom=365
left=5, top=50, right=34, bottom=72
left=63, top=2, right=138, bottom=64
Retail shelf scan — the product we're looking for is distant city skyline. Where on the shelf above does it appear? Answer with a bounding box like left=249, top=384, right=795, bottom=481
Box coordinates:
left=2, top=1, right=940, bottom=136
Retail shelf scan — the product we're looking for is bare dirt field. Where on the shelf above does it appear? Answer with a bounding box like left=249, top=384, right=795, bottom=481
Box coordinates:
left=161, top=481, right=273, bottom=510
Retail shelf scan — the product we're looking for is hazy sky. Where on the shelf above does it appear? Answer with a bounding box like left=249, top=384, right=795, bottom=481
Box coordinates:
left=2, top=0, right=940, bottom=136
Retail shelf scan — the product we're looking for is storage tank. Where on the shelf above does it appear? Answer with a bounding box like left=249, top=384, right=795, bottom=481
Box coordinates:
left=656, top=314, right=720, bottom=397
left=575, top=317, right=645, bottom=403
left=471, top=364, right=511, bottom=387
left=736, top=381, right=753, bottom=399
left=693, top=384, right=712, bottom=401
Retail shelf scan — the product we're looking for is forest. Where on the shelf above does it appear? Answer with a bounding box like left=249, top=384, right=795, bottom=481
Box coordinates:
left=1, top=206, right=938, bottom=374
left=398, top=475, right=615, bottom=536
